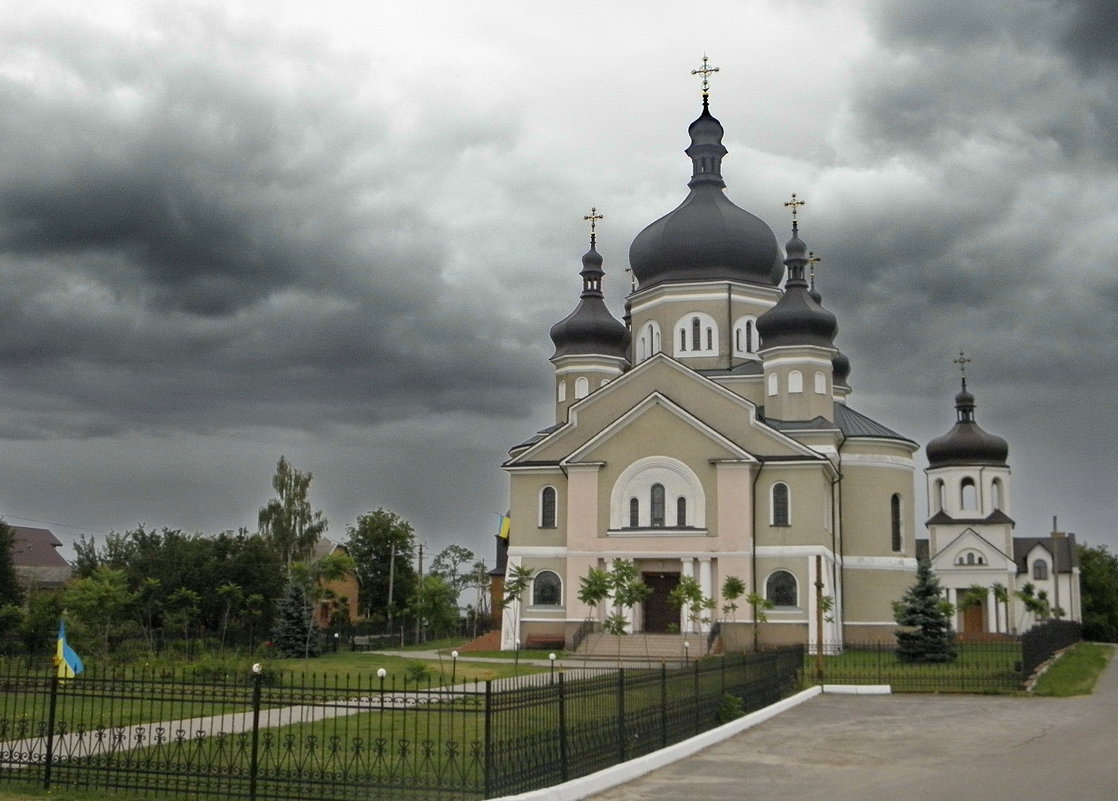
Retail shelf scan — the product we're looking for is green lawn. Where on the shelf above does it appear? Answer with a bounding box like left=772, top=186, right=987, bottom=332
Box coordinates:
left=1032, top=642, right=1113, bottom=696
left=807, top=642, right=1023, bottom=692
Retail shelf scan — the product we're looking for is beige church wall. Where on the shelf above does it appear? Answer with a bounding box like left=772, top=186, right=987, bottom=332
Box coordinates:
left=841, top=623, right=898, bottom=646
left=507, top=469, right=567, bottom=548
left=837, top=453, right=916, bottom=559
left=755, top=622, right=809, bottom=649
left=754, top=466, right=834, bottom=549
left=524, top=358, right=807, bottom=466
left=841, top=566, right=913, bottom=626
left=628, top=283, right=779, bottom=370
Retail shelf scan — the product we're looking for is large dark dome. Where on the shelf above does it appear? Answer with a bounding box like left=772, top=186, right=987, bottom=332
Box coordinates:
left=926, top=381, right=1008, bottom=467
left=628, top=100, right=783, bottom=289
left=756, top=225, right=837, bottom=349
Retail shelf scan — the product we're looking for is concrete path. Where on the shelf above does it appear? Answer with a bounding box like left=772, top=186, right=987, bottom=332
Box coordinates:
left=589, top=649, right=1118, bottom=801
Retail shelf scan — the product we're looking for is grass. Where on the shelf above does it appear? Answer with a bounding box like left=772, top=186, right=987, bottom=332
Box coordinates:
left=806, top=642, right=1023, bottom=692
left=1032, top=642, right=1113, bottom=696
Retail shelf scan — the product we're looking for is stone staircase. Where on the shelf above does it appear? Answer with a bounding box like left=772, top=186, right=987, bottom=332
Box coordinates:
left=573, top=633, right=718, bottom=662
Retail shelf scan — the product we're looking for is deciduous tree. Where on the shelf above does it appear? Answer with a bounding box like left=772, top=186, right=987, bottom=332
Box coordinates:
left=345, top=509, right=417, bottom=622
left=258, top=456, right=328, bottom=567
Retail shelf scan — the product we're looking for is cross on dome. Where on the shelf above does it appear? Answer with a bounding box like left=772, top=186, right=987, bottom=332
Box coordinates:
left=691, top=55, right=719, bottom=97
left=953, top=350, right=972, bottom=376
left=583, top=207, right=604, bottom=247
left=784, top=193, right=806, bottom=223
left=808, top=251, right=822, bottom=289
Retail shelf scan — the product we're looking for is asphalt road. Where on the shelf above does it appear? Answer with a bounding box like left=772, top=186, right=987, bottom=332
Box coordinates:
left=590, top=650, right=1118, bottom=801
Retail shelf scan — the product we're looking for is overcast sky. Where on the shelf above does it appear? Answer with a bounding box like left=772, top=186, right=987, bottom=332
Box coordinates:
left=2, top=0, right=1116, bottom=565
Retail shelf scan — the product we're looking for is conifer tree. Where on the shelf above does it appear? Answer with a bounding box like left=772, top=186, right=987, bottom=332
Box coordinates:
left=271, top=581, right=319, bottom=659
left=893, top=559, right=957, bottom=663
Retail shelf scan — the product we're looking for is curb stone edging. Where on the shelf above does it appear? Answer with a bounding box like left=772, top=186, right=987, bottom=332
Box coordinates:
left=488, top=686, right=823, bottom=801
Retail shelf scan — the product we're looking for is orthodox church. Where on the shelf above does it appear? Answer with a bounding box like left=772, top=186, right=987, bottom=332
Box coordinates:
left=497, top=72, right=1078, bottom=652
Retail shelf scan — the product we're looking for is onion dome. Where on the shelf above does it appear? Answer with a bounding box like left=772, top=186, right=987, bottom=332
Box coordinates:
left=832, top=350, right=852, bottom=386
left=628, top=97, right=783, bottom=289
left=756, top=222, right=838, bottom=349
left=550, top=240, right=631, bottom=359
left=926, top=379, right=1009, bottom=467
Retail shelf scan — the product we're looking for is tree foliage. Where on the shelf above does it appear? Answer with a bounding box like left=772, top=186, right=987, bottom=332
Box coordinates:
left=71, top=526, right=284, bottom=646
left=258, top=456, right=328, bottom=567
left=0, top=522, right=24, bottom=608
left=892, top=559, right=957, bottom=663
left=408, top=575, right=461, bottom=639
left=1078, top=544, right=1118, bottom=642
left=345, top=509, right=417, bottom=621
left=429, top=544, right=477, bottom=597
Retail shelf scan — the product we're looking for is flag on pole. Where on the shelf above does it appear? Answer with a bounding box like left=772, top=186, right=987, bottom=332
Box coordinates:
left=497, top=512, right=511, bottom=540
left=55, top=619, right=84, bottom=679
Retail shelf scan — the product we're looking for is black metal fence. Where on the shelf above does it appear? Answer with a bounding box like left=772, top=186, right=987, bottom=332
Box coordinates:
left=804, top=641, right=1025, bottom=692
left=0, top=649, right=802, bottom=801
left=1021, top=619, right=1082, bottom=677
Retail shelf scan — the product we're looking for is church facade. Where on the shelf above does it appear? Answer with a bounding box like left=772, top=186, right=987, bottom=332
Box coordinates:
left=498, top=82, right=1078, bottom=653
left=500, top=87, right=918, bottom=652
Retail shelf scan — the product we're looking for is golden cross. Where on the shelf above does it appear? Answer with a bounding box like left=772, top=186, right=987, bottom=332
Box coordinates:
left=583, top=207, right=604, bottom=240
left=691, top=55, right=720, bottom=96
left=953, top=351, right=971, bottom=376
left=624, top=266, right=636, bottom=292
left=784, top=193, right=806, bottom=222
left=808, top=251, right=822, bottom=288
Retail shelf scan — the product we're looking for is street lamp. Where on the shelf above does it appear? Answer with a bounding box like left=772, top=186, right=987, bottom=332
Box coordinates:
left=684, top=641, right=690, bottom=664
left=451, top=650, right=459, bottom=685
left=515, top=639, right=521, bottom=673
left=377, top=667, right=387, bottom=710
left=549, top=652, right=557, bottom=682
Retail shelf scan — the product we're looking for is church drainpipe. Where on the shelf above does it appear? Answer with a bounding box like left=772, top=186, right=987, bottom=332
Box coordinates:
left=750, top=458, right=765, bottom=651
left=726, top=285, right=733, bottom=371
left=833, top=430, right=846, bottom=640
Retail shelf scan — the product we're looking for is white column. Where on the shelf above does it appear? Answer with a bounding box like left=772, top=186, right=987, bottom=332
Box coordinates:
left=680, top=556, right=694, bottom=633
left=698, top=558, right=713, bottom=633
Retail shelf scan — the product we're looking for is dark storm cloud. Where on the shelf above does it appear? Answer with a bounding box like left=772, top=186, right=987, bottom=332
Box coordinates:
left=0, top=6, right=547, bottom=442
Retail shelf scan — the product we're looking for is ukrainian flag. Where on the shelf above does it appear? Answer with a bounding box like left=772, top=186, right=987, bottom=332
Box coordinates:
left=497, top=512, right=510, bottom=540
left=55, top=620, right=84, bottom=679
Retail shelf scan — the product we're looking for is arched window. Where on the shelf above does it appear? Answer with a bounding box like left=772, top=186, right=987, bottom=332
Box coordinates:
left=650, top=483, right=666, bottom=527
left=766, top=570, right=798, bottom=607
left=540, top=487, right=557, bottom=528
left=610, top=456, right=706, bottom=531
left=967, top=552, right=976, bottom=565
left=788, top=370, right=803, bottom=393
left=771, top=483, right=790, bottom=526
left=890, top=494, right=902, bottom=552
left=934, top=479, right=946, bottom=513
left=706, top=327, right=713, bottom=350
left=746, top=321, right=754, bottom=353
left=961, top=477, right=978, bottom=511
left=679, top=328, right=687, bottom=350
left=532, top=570, right=562, bottom=606
left=557, top=380, right=566, bottom=402
left=814, top=371, right=827, bottom=394
left=674, top=312, right=719, bottom=357
left=1033, top=560, right=1049, bottom=580
left=677, top=497, right=687, bottom=527
left=767, top=373, right=778, bottom=396
left=991, top=479, right=1004, bottom=511
left=574, top=377, right=589, bottom=399
left=735, top=328, right=742, bottom=352
left=691, top=318, right=701, bottom=350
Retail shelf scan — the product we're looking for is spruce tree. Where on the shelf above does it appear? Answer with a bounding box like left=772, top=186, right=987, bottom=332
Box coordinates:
left=893, top=559, right=957, bottom=663
left=271, top=581, right=319, bottom=659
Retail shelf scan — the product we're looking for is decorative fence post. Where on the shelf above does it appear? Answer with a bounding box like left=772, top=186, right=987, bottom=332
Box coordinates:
left=558, top=671, right=569, bottom=783
left=42, top=672, right=59, bottom=790
left=248, top=666, right=263, bottom=801
left=616, top=668, right=626, bottom=763
left=483, top=680, right=493, bottom=799
left=659, top=662, right=668, bottom=749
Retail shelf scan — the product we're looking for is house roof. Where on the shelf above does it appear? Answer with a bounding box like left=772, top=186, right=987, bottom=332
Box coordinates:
left=10, top=526, right=70, bottom=569
left=1014, top=534, right=1079, bottom=574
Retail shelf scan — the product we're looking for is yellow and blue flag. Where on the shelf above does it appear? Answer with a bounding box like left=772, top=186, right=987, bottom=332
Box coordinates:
left=55, top=619, right=84, bottom=679
left=497, top=512, right=510, bottom=540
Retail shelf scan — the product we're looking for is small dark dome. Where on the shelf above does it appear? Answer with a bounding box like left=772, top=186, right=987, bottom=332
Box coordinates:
left=550, top=245, right=630, bottom=360
left=756, top=225, right=837, bottom=349
left=628, top=101, right=783, bottom=289
left=926, top=380, right=1008, bottom=467
left=832, top=350, right=851, bottom=385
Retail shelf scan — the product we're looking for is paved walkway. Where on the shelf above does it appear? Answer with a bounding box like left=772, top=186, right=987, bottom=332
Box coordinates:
left=589, top=650, right=1118, bottom=801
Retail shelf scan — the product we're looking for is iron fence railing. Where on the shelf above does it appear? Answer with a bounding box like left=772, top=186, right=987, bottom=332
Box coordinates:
left=1021, top=619, right=1082, bottom=677
left=0, top=648, right=802, bottom=801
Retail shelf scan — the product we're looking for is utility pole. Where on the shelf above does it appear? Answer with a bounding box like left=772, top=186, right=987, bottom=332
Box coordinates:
left=415, top=543, right=424, bottom=644
left=386, top=541, right=396, bottom=631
